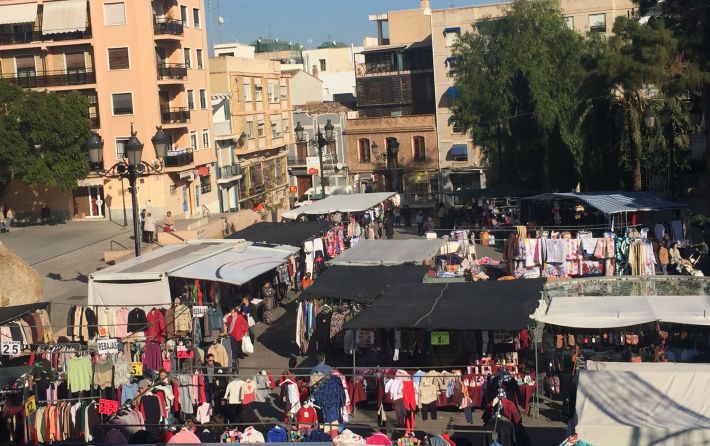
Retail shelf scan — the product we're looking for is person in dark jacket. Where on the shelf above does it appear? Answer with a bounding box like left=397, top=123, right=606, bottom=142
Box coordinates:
left=385, top=215, right=394, bottom=239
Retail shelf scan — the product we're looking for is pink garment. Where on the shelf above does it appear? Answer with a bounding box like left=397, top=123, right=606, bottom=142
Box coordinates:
left=114, top=308, right=130, bottom=339
left=167, top=429, right=201, bottom=444
left=191, top=374, right=199, bottom=404
left=366, top=432, right=393, bottom=445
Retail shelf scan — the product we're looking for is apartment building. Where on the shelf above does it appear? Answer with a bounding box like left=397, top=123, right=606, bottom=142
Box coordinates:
left=302, top=45, right=364, bottom=104
left=0, top=0, right=217, bottom=220
left=209, top=55, right=292, bottom=215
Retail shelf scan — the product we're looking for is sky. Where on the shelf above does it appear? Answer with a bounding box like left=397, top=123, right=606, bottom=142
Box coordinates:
left=206, top=0, right=501, bottom=51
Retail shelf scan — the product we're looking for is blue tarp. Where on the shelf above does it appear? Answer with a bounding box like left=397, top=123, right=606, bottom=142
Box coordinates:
left=449, top=144, right=468, bottom=158
left=445, top=86, right=459, bottom=99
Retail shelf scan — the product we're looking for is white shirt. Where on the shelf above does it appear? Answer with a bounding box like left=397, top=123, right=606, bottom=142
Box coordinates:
left=223, top=380, right=244, bottom=404
left=385, top=378, right=403, bottom=400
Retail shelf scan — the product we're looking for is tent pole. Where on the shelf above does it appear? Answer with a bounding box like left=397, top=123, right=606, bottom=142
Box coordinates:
left=352, top=348, right=357, bottom=416
left=534, top=336, right=540, bottom=419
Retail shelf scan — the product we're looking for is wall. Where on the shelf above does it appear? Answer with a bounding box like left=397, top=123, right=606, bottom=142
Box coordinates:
left=290, top=71, right=323, bottom=105
left=214, top=43, right=256, bottom=59
left=387, top=8, right=431, bottom=44
left=3, top=180, right=73, bottom=221
left=318, top=71, right=356, bottom=102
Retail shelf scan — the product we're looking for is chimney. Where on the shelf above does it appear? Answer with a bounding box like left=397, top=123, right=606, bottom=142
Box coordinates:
left=420, top=0, right=430, bottom=10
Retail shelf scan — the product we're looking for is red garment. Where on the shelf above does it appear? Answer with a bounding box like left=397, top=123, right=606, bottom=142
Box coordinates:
left=225, top=313, right=248, bottom=341
left=402, top=381, right=416, bottom=411
left=172, top=381, right=180, bottom=413
left=500, top=398, right=522, bottom=424
left=196, top=280, right=203, bottom=305
left=198, top=372, right=207, bottom=404
left=366, top=432, right=393, bottom=445
left=146, top=309, right=166, bottom=342
left=296, top=406, right=317, bottom=431
left=154, top=390, right=168, bottom=419
left=519, top=329, right=529, bottom=349
left=267, top=372, right=275, bottom=388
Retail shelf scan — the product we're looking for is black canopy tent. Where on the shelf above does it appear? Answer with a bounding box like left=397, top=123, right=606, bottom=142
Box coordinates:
left=226, top=221, right=334, bottom=247
left=0, top=302, right=49, bottom=326
left=299, top=265, right=429, bottom=304
left=345, top=279, right=545, bottom=330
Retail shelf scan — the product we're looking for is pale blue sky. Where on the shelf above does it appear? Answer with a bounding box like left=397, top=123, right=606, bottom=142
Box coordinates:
left=206, top=0, right=503, bottom=50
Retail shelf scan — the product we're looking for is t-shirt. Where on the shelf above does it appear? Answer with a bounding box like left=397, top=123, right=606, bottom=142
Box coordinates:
left=67, top=357, right=93, bottom=392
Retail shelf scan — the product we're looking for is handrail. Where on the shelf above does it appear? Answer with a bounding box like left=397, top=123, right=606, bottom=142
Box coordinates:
left=156, top=224, right=186, bottom=242
left=110, top=240, right=129, bottom=251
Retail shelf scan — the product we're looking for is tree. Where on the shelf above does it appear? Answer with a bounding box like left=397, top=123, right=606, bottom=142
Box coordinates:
left=0, top=81, right=91, bottom=190
left=452, top=0, right=586, bottom=191
left=574, top=17, right=677, bottom=191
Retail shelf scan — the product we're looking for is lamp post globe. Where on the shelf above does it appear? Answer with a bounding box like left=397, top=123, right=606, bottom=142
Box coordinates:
left=85, top=132, right=104, bottom=168
left=294, top=121, right=305, bottom=142
left=324, top=119, right=334, bottom=141
left=151, top=126, right=170, bottom=160
left=643, top=108, right=656, bottom=129
left=124, top=132, right=144, bottom=167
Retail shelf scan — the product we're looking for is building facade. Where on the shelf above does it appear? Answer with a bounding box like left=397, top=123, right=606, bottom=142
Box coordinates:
left=346, top=115, right=439, bottom=208
left=0, top=0, right=217, bottom=220
left=209, top=55, right=292, bottom=215
left=302, top=45, right=363, bottom=104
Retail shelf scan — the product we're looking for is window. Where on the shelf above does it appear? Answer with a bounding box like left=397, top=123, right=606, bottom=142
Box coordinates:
left=65, top=52, right=87, bottom=84
left=202, top=129, right=210, bottom=149
left=283, top=118, right=290, bottom=134
left=196, top=49, right=204, bottom=69
left=104, top=2, right=126, bottom=26
left=319, top=59, right=326, bottom=71
left=199, top=89, right=206, bottom=109
left=180, top=5, right=189, bottom=26
left=15, top=55, right=36, bottom=87
left=190, top=131, right=198, bottom=150
left=200, top=175, right=211, bottom=193
left=358, top=139, right=371, bottom=163
left=107, top=47, right=129, bottom=70
left=564, top=16, right=574, bottom=28
left=184, top=48, right=191, bottom=68
left=280, top=85, right=287, bottom=100
left=445, top=31, right=459, bottom=47
left=270, top=116, right=281, bottom=138
left=243, top=81, right=252, bottom=101
left=223, top=99, right=230, bottom=120
left=271, top=122, right=277, bottom=138
left=245, top=121, right=254, bottom=138
left=111, top=93, right=133, bottom=115
left=267, top=81, right=277, bottom=103
left=450, top=117, right=462, bottom=134
left=589, top=13, right=606, bottom=32
left=257, top=122, right=265, bottom=137
left=187, top=90, right=194, bottom=110
left=192, top=8, right=201, bottom=28
left=115, top=137, right=129, bottom=159
left=255, top=85, right=263, bottom=101
left=413, top=136, right=426, bottom=161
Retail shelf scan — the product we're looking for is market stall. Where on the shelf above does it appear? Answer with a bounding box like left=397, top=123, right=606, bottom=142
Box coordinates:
left=574, top=363, right=710, bottom=446
left=281, top=192, right=397, bottom=220
left=328, top=239, right=447, bottom=266
left=226, top=221, right=335, bottom=246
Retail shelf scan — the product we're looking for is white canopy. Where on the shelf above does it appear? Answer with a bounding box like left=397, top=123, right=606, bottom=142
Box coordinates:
left=0, top=3, right=37, bottom=25
left=281, top=192, right=396, bottom=219
left=576, top=367, right=710, bottom=446
left=585, top=360, right=710, bottom=372
left=170, top=245, right=298, bottom=285
left=42, top=0, right=88, bottom=34
left=533, top=295, right=710, bottom=328
left=88, top=277, right=171, bottom=308
left=329, top=239, right=447, bottom=266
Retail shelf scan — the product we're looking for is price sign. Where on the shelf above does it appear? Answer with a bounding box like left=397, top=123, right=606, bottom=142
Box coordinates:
left=192, top=306, right=208, bottom=318
left=356, top=330, right=374, bottom=345
left=130, top=362, right=143, bottom=376
left=177, top=349, right=194, bottom=359
left=1, top=341, right=22, bottom=356
left=98, top=399, right=119, bottom=415
left=24, top=395, right=36, bottom=415
left=431, top=331, right=450, bottom=346
left=97, top=338, right=119, bottom=354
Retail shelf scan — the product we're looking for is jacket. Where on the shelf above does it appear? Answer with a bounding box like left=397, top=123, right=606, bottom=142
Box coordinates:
left=658, top=245, right=670, bottom=264
left=173, top=304, right=192, bottom=334
left=314, top=376, right=346, bottom=423
left=225, top=313, right=248, bottom=341
left=127, top=308, right=148, bottom=334
left=145, top=309, right=166, bottom=342
left=207, top=344, right=229, bottom=368
left=143, top=216, right=156, bottom=232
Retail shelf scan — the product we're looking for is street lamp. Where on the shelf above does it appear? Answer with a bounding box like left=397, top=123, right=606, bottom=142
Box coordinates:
left=661, top=104, right=674, bottom=198
left=295, top=120, right=333, bottom=199
left=643, top=107, right=656, bottom=129
left=85, top=125, right=166, bottom=257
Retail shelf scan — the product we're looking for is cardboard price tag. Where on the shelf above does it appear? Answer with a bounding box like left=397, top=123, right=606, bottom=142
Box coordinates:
left=98, top=399, right=119, bottom=415
left=97, top=338, right=119, bottom=354
left=24, top=395, right=36, bottom=415
left=130, top=362, right=143, bottom=376
left=1, top=341, right=22, bottom=356
left=177, top=349, right=194, bottom=359
left=431, top=331, right=450, bottom=346
left=192, top=306, right=208, bottom=318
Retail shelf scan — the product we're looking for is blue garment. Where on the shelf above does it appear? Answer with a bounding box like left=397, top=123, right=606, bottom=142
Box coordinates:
left=305, top=429, right=332, bottom=442
left=121, top=383, right=139, bottom=404
left=267, top=426, right=288, bottom=443
left=311, top=362, right=333, bottom=375
left=314, top=376, right=346, bottom=423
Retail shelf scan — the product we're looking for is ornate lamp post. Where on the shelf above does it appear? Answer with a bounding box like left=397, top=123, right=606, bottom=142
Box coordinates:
left=295, top=119, right=334, bottom=198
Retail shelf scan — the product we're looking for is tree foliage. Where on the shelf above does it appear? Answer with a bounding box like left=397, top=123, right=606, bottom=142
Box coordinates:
left=0, top=81, right=91, bottom=190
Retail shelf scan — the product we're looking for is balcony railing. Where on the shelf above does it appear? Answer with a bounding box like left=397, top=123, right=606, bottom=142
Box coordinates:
left=0, top=29, right=91, bottom=46
left=356, top=61, right=401, bottom=76
left=157, top=63, right=187, bottom=80
left=153, top=18, right=184, bottom=36
left=160, top=107, right=190, bottom=124
left=1, top=69, right=96, bottom=88
left=219, top=164, right=241, bottom=179
left=164, top=150, right=194, bottom=167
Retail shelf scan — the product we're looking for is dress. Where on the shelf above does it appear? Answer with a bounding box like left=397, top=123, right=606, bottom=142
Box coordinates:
left=262, top=285, right=276, bottom=324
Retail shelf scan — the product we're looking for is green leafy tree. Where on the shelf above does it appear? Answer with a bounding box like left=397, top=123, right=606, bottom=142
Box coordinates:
left=574, top=17, right=677, bottom=191
left=0, top=80, right=91, bottom=190
left=452, top=0, right=585, bottom=191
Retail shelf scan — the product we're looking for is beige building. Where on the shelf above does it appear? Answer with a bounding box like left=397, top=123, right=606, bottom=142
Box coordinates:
left=0, top=0, right=217, bottom=221
left=209, top=56, right=292, bottom=215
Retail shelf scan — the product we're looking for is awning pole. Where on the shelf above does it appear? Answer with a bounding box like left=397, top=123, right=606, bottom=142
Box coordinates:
left=352, top=348, right=357, bottom=416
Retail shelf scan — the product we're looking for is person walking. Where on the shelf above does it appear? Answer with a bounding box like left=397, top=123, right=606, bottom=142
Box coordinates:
left=385, top=215, right=395, bottom=239
left=416, top=210, right=425, bottom=236
left=143, top=212, right=156, bottom=243
left=261, top=281, right=276, bottom=325
left=403, top=205, right=412, bottom=227
left=140, top=209, right=147, bottom=242
left=224, top=307, right=249, bottom=369
left=393, top=207, right=401, bottom=227
left=658, top=242, right=670, bottom=275
left=164, top=211, right=175, bottom=232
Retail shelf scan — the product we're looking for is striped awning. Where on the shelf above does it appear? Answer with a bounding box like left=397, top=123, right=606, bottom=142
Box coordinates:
left=42, top=0, right=88, bottom=34
left=0, top=3, right=37, bottom=25
left=522, top=192, right=688, bottom=215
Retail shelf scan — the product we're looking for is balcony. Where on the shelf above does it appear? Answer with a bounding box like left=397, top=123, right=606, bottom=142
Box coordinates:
left=153, top=18, right=184, bottom=37
left=356, top=61, right=403, bottom=77
left=164, top=150, right=194, bottom=167
left=0, top=29, right=91, bottom=46
left=157, top=63, right=187, bottom=80
left=219, top=164, right=241, bottom=179
left=160, top=107, right=190, bottom=124
left=1, top=69, right=96, bottom=88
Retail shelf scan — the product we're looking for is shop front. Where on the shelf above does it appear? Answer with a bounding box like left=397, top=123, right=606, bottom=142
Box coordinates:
left=73, top=178, right=106, bottom=219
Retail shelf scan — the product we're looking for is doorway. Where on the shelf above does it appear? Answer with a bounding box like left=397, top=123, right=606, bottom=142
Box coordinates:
left=72, top=186, right=104, bottom=218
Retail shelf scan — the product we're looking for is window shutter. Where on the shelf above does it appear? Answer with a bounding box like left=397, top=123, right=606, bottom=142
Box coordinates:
left=112, top=93, right=132, bottom=114
left=15, top=55, right=35, bottom=70
left=66, top=52, right=86, bottom=69
left=108, top=48, right=129, bottom=70
left=104, top=2, right=126, bottom=26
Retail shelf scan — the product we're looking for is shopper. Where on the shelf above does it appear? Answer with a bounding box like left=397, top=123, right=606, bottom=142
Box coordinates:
left=658, top=242, right=670, bottom=275
left=140, top=209, right=147, bottom=242
left=164, top=211, right=175, bottom=232
left=224, top=307, right=249, bottom=369
left=416, top=210, right=425, bottom=236
left=143, top=212, right=156, bottom=243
